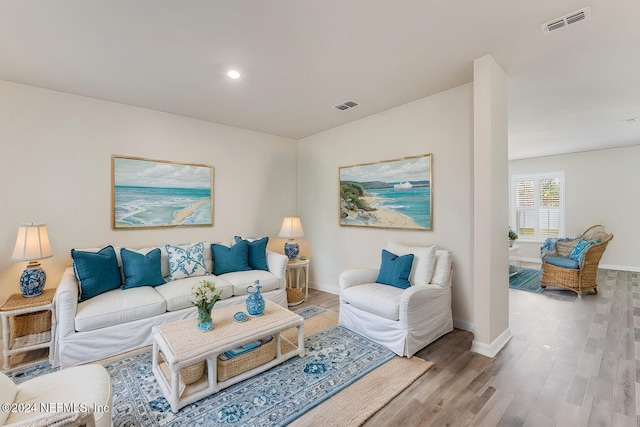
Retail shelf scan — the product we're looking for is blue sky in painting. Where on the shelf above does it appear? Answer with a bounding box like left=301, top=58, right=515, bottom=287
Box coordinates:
left=114, top=157, right=211, bottom=189
left=340, top=156, right=430, bottom=183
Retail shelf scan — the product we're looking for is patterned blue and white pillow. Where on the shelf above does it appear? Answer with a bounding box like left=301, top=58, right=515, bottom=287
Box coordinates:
left=165, top=242, right=208, bottom=280
left=570, top=238, right=596, bottom=267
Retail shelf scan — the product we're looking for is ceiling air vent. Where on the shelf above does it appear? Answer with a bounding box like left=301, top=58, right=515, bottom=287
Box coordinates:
left=541, top=7, right=591, bottom=34
left=333, top=100, right=359, bottom=111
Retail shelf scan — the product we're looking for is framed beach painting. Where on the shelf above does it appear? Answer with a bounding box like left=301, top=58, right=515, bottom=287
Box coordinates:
left=112, top=155, right=214, bottom=229
left=339, top=154, right=432, bottom=230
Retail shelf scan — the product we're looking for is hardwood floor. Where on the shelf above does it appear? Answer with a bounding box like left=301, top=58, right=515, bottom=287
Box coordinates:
left=3, top=270, right=637, bottom=426
left=302, top=270, right=638, bottom=426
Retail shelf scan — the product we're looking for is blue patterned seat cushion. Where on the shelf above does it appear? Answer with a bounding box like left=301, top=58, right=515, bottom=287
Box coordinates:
left=545, top=256, right=580, bottom=269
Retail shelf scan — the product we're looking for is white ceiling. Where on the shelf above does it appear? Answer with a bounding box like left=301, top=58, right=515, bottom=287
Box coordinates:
left=1, top=1, right=639, bottom=159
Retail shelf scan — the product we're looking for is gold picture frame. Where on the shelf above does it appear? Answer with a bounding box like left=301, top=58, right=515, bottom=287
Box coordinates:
left=339, top=154, right=432, bottom=230
left=112, top=155, right=214, bottom=229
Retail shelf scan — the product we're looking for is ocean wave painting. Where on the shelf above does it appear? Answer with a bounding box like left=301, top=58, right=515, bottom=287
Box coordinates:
left=339, top=154, right=432, bottom=230
left=112, top=156, right=213, bottom=229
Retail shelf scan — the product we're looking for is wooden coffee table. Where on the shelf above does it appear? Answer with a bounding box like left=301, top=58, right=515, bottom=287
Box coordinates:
left=151, top=300, right=305, bottom=412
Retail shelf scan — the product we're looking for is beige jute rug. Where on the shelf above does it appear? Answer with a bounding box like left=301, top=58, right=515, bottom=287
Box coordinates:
left=284, top=310, right=434, bottom=427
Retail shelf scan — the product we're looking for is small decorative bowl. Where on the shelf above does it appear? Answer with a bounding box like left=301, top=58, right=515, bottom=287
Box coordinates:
left=233, top=311, right=248, bottom=322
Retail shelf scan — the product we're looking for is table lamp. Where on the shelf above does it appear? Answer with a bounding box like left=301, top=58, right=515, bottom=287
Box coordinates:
left=11, top=223, right=53, bottom=297
left=278, top=216, right=304, bottom=261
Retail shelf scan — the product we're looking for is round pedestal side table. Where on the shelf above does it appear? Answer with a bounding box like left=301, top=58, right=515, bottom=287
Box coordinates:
left=285, top=258, right=310, bottom=307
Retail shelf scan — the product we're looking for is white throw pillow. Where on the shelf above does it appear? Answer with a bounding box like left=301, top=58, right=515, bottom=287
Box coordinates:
left=385, top=242, right=437, bottom=286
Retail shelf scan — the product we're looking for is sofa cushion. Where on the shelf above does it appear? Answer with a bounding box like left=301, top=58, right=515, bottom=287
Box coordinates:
left=165, top=242, right=208, bottom=280
left=341, top=283, right=403, bottom=321
left=545, top=256, right=580, bottom=269
left=121, top=248, right=165, bottom=289
left=154, top=276, right=234, bottom=311
left=0, top=372, right=17, bottom=424
left=375, top=250, right=414, bottom=289
left=75, top=286, right=166, bottom=332
left=211, top=241, right=252, bottom=275
left=386, top=242, right=437, bottom=286
left=71, top=245, right=122, bottom=302
left=234, top=236, right=269, bottom=271
left=219, top=270, right=280, bottom=296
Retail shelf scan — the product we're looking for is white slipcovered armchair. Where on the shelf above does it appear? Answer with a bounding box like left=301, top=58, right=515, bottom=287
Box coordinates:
left=0, top=364, right=112, bottom=427
left=339, top=242, right=453, bottom=357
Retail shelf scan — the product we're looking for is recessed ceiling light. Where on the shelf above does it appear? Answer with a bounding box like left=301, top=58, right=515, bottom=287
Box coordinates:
left=227, top=70, right=241, bottom=79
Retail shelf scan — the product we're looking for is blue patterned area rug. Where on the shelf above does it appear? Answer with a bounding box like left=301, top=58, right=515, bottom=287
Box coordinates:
left=509, top=268, right=544, bottom=293
left=6, top=307, right=396, bottom=427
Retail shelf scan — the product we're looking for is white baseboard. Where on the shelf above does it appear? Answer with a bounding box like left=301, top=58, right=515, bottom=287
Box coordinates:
left=599, top=264, right=640, bottom=273
left=470, top=327, right=512, bottom=358
left=453, top=318, right=473, bottom=332
left=309, top=283, right=339, bottom=295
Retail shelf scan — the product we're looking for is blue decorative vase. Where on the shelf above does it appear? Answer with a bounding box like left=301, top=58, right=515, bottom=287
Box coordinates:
left=196, top=303, right=214, bottom=331
left=20, top=264, right=46, bottom=297
left=246, top=281, right=265, bottom=316
left=284, top=240, right=299, bottom=261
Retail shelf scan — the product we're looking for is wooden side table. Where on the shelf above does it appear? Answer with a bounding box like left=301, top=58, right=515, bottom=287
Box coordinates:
left=0, top=288, right=56, bottom=369
left=285, top=258, right=310, bottom=306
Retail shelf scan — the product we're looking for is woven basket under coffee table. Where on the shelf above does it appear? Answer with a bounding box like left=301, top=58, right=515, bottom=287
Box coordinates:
left=152, top=301, right=305, bottom=412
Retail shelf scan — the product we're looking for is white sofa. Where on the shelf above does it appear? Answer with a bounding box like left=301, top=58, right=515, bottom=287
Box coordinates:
left=53, top=242, right=288, bottom=369
left=339, top=243, right=453, bottom=357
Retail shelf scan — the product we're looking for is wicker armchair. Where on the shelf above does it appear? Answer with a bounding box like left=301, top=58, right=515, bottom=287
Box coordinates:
left=540, top=225, right=613, bottom=298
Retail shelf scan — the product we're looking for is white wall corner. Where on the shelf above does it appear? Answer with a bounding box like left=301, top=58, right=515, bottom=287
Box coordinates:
left=470, top=327, right=512, bottom=358
left=453, top=318, right=473, bottom=332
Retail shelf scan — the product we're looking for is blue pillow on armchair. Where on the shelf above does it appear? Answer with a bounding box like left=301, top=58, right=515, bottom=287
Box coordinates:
left=375, top=249, right=415, bottom=289
left=570, top=238, right=597, bottom=266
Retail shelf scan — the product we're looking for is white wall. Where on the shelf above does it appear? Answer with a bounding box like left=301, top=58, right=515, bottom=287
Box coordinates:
left=0, top=81, right=298, bottom=303
left=298, top=83, right=474, bottom=327
left=471, top=55, right=509, bottom=357
left=509, top=145, right=640, bottom=271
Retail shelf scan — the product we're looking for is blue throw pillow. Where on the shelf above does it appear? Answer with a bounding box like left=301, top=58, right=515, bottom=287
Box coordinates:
left=165, top=242, right=208, bottom=280
left=234, top=236, right=269, bottom=271
left=375, top=249, right=415, bottom=289
left=71, top=245, right=122, bottom=302
left=121, top=248, right=165, bottom=289
left=570, top=238, right=595, bottom=266
left=211, top=240, right=252, bottom=275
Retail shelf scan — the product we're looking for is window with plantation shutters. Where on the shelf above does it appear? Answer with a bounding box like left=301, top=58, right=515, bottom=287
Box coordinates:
left=511, top=172, right=564, bottom=241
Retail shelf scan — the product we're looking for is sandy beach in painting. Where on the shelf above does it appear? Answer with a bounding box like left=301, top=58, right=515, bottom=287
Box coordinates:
left=171, top=200, right=210, bottom=225
left=343, top=196, right=425, bottom=229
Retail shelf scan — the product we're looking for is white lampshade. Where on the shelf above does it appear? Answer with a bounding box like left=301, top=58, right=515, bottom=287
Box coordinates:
left=12, top=223, right=53, bottom=261
left=278, top=216, right=305, bottom=238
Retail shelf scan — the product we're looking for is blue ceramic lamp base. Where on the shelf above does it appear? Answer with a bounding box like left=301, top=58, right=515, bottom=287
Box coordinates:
left=284, top=240, right=299, bottom=261
left=20, top=262, right=46, bottom=297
